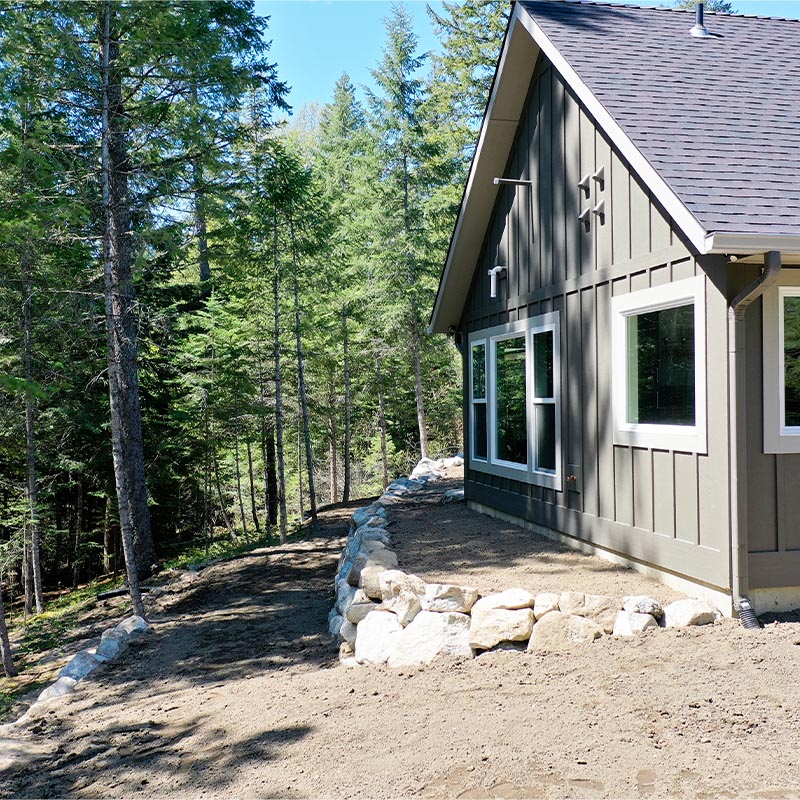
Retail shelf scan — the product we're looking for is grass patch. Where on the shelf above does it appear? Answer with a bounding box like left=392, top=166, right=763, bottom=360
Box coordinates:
left=162, top=529, right=278, bottom=571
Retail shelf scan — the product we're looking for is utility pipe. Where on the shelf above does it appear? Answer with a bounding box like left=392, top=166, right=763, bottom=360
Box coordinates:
left=728, top=250, right=782, bottom=611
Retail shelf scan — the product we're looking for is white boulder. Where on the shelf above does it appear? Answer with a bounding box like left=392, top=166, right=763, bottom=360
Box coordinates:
left=95, top=630, right=127, bottom=663
left=360, top=564, right=388, bottom=600
left=346, top=589, right=377, bottom=624
left=469, top=607, right=535, bottom=650
left=117, top=615, right=148, bottom=638
left=328, top=613, right=344, bottom=637
left=422, top=583, right=478, bottom=613
left=662, top=598, right=719, bottom=628
left=387, top=611, right=473, bottom=667
left=442, top=488, right=465, bottom=504
left=533, top=592, right=560, bottom=620
left=355, top=610, right=404, bottom=665
left=558, top=591, right=585, bottom=615
left=36, top=677, right=77, bottom=704
left=612, top=610, right=659, bottom=637
left=623, top=595, right=664, bottom=620
left=335, top=579, right=357, bottom=615
left=579, top=594, right=619, bottom=634
left=527, top=611, right=603, bottom=651
left=339, top=619, right=358, bottom=647
left=59, top=650, right=101, bottom=682
left=472, top=588, right=535, bottom=613
left=378, top=571, right=425, bottom=626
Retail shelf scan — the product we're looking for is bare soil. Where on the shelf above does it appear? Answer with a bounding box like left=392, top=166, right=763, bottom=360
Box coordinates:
left=2, top=474, right=800, bottom=800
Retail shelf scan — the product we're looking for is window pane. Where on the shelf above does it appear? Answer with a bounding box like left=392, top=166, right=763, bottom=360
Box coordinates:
left=472, top=343, right=486, bottom=400
left=533, top=331, right=554, bottom=398
left=627, top=304, right=695, bottom=425
left=495, top=336, right=528, bottom=465
left=536, top=404, right=556, bottom=471
left=785, top=296, right=800, bottom=427
left=473, top=403, right=487, bottom=459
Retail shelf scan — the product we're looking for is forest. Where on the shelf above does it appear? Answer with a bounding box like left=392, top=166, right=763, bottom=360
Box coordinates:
left=0, top=0, right=508, bottom=640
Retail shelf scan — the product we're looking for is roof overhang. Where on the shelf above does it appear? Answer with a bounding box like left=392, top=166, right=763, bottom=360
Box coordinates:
left=429, top=11, right=540, bottom=334
left=705, top=232, right=800, bottom=257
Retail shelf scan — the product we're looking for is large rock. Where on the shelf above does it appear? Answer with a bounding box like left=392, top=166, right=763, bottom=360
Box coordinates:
left=410, top=458, right=444, bottom=481
left=117, top=615, right=148, bottom=638
left=663, top=598, right=718, bottom=628
left=527, top=611, right=603, bottom=651
left=346, top=589, right=377, bottom=624
left=37, top=676, right=77, bottom=704
left=442, top=456, right=464, bottom=469
left=422, top=583, right=478, bottom=613
left=336, top=579, right=357, bottom=615
left=442, top=488, right=465, bottom=504
left=347, top=548, right=398, bottom=587
left=469, top=608, right=535, bottom=650
left=579, top=594, right=619, bottom=634
left=533, top=592, right=560, bottom=620
left=328, top=613, right=344, bottom=637
left=355, top=610, right=403, bottom=665
left=95, top=630, right=127, bottom=663
left=376, top=493, right=402, bottom=507
left=59, top=650, right=101, bottom=681
left=472, top=588, right=535, bottom=614
left=623, top=595, right=664, bottom=620
left=357, top=526, right=391, bottom=545
left=339, top=619, right=358, bottom=647
left=378, top=571, right=425, bottom=626
left=558, top=591, right=585, bottom=615
left=612, top=610, right=659, bottom=637
left=360, top=564, right=388, bottom=600
left=387, top=611, right=473, bottom=667
left=361, top=539, right=387, bottom=554
left=351, top=505, right=386, bottom=529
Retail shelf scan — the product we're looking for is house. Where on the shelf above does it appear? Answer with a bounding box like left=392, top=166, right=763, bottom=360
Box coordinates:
left=429, top=0, right=800, bottom=615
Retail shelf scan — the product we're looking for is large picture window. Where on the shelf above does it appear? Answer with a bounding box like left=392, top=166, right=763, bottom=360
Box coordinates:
left=763, top=285, right=800, bottom=453
left=611, top=276, right=707, bottom=453
left=467, top=312, right=561, bottom=489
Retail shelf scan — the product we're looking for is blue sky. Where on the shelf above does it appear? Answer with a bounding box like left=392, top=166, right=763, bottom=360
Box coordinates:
left=255, top=0, right=800, bottom=114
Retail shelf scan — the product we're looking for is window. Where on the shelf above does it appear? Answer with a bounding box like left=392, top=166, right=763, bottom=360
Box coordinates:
left=763, top=285, right=800, bottom=453
left=611, top=276, right=707, bottom=453
left=467, top=312, right=561, bottom=489
left=470, top=341, right=487, bottom=461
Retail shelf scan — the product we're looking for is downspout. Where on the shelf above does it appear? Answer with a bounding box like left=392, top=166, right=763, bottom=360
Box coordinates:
left=728, top=250, right=782, bottom=612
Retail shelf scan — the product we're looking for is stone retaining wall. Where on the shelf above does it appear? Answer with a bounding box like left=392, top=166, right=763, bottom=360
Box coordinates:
left=329, top=458, right=721, bottom=668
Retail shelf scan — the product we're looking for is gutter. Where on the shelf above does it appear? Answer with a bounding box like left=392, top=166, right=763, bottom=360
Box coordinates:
left=728, top=250, right=782, bottom=610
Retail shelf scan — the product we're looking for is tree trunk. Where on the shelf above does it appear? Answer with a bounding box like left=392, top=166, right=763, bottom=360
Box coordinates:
left=342, top=303, right=352, bottom=503
left=233, top=421, right=249, bottom=544
left=22, top=539, right=33, bottom=618
left=103, top=490, right=114, bottom=574
left=402, top=155, right=429, bottom=459
left=273, top=212, right=288, bottom=544
left=99, top=0, right=146, bottom=618
left=328, top=408, right=338, bottom=505
left=72, top=478, right=83, bottom=589
left=0, top=586, right=16, bottom=677
left=19, top=93, right=44, bottom=614
left=192, top=84, right=211, bottom=284
left=289, top=215, right=317, bottom=527
left=376, top=353, right=389, bottom=490
left=264, top=422, right=278, bottom=527
left=297, top=411, right=304, bottom=521
left=246, top=436, right=261, bottom=534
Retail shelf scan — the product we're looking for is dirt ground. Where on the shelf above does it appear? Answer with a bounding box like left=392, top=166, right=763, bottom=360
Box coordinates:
left=2, top=474, right=800, bottom=799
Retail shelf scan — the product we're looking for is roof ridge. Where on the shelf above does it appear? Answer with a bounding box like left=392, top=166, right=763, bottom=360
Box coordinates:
left=521, top=0, right=800, bottom=24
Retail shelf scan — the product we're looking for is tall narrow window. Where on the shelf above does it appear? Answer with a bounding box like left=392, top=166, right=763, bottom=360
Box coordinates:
left=764, top=286, right=800, bottom=452
left=783, top=295, right=800, bottom=428
left=532, top=329, right=556, bottom=471
left=494, top=335, right=528, bottom=466
left=471, top=341, right=487, bottom=461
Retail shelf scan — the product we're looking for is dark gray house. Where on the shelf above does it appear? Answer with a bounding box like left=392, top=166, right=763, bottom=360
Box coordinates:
left=430, top=1, right=800, bottom=615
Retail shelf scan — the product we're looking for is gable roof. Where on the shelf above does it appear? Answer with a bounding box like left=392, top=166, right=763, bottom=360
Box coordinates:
left=430, top=0, right=800, bottom=333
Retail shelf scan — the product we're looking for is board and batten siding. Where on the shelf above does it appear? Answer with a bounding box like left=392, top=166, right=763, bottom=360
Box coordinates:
left=744, top=271, right=800, bottom=590
left=461, top=57, right=731, bottom=591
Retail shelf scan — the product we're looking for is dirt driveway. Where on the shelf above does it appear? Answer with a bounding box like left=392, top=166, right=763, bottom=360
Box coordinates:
left=2, top=478, right=800, bottom=799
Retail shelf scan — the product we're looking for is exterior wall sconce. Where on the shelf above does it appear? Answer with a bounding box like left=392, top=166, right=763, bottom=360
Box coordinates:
left=488, top=265, right=507, bottom=298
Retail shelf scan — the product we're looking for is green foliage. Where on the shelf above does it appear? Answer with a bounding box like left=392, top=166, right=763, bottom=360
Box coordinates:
left=673, top=0, right=736, bottom=12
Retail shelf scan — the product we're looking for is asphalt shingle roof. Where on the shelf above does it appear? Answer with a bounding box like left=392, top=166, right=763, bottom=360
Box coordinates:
left=520, top=0, right=800, bottom=237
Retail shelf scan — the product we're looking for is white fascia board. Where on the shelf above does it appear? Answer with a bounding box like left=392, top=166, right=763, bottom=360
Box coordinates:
left=514, top=6, right=711, bottom=255
left=705, top=232, right=800, bottom=256
left=430, top=15, right=539, bottom=334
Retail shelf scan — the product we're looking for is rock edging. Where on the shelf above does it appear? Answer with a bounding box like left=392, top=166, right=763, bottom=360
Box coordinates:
left=329, top=458, right=722, bottom=668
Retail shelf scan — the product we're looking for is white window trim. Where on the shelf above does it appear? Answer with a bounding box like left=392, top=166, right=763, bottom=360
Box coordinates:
left=469, top=339, right=488, bottom=462
left=763, top=285, right=800, bottom=453
left=467, top=312, right=562, bottom=490
left=611, top=276, right=707, bottom=454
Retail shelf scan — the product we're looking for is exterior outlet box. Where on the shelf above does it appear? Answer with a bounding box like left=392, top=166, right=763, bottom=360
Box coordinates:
left=566, top=464, right=582, bottom=493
